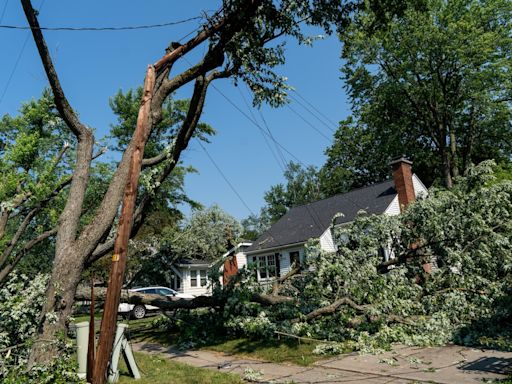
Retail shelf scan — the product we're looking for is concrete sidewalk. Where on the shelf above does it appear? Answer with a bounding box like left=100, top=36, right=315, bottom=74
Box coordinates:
left=132, top=342, right=512, bottom=383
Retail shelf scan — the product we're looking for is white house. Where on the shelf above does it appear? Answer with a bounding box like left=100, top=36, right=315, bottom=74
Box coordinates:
left=242, top=158, right=428, bottom=283
left=169, top=259, right=212, bottom=296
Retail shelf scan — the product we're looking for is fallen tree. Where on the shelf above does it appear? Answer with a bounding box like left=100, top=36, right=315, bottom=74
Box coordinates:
left=130, top=163, right=512, bottom=353
left=74, top=286, right=295, bottom=309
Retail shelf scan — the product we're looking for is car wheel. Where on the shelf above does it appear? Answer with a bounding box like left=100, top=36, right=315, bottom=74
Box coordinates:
left=131, top=305, right=146, bottom=319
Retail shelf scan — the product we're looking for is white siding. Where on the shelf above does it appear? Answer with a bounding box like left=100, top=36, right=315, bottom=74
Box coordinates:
left=279, top=252, right=291, bottom=276
left=178, top=268, right=211, bottom=296
left=384, top=195, right=400, bottom=216
left=235, top=252, right=247, bottom=269
left=319, top=228, right=336, bottom=252
left=413, top=174, right=428, bottom=197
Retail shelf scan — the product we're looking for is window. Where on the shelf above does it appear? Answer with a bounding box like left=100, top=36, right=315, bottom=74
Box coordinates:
left=157, top=288, right=176, bottom=297
left=191, top=270, right=208, bottom=287
left=252, top=254, right=279, bottom=280
left=289, top=251, right=300, bottom=268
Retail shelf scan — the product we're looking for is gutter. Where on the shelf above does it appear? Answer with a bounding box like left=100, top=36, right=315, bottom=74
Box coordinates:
left=244, top=241, right=306, bottom=255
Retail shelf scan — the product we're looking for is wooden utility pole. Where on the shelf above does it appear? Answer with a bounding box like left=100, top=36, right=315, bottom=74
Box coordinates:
left=91, top=65, right=156, bottom=384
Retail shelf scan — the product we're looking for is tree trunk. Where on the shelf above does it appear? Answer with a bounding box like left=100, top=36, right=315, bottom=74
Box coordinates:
left=28, top=245, right=90, bottom=366
left=92, top=66, right=155, bottom=384
left=449, top=129, right=459, bottom=178
left=440, top=139, right=453, bottom=188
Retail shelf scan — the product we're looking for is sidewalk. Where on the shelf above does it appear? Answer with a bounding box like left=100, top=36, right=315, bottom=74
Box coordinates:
left=132, top=342, right=512, bottom=383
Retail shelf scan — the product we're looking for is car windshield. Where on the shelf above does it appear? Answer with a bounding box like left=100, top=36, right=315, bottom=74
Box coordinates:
left=156, top=288, right=176, bottom=296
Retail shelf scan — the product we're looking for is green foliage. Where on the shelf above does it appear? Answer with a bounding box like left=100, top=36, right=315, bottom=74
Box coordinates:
left=215, top=162, right=512, bottom=354
left=325, top=0, right=512, bottom=189
left=0, top=273, right=80, bottom=383
left=162, top=205, right=242, bottom=262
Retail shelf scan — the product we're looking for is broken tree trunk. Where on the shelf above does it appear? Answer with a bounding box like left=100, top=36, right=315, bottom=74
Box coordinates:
left=91, top=66, right=155, bottom=384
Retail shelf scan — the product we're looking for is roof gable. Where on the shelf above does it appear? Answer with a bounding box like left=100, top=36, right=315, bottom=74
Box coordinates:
left=247, top=180, right=397, bottom=252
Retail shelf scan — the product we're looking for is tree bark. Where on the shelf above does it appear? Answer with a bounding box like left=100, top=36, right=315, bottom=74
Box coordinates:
left=92, top=65, right=155, bottom=384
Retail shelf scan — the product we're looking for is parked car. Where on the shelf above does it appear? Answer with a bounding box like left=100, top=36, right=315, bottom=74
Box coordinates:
left=118, top=286, right=194, bottom=319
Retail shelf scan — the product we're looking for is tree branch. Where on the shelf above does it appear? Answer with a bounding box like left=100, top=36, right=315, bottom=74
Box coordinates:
left=21, top=0, right=90, bottom=139
left=0, top=228, right=57, bottom=284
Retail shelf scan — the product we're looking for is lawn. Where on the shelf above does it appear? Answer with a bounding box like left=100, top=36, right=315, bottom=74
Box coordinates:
left=72, top=314, right=343, bottom=367
left=201, top=337, right=331, bottom=366
left=117, top=352, right=243, bottom=384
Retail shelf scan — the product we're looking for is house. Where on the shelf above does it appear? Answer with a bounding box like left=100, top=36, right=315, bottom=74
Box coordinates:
left=169, top=258, right=212, bottom=296
left=243, top=158, right=427, bottom=283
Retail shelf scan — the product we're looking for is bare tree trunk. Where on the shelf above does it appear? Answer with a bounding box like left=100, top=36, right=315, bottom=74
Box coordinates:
left=438, top=123, right=453, bottom=189
left=449, top=129, right=459, bottom=178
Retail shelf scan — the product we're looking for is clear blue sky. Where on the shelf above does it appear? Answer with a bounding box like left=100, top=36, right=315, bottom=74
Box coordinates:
left=0, top=0, right=351, bottom=221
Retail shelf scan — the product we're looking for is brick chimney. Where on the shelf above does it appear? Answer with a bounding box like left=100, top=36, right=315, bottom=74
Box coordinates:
left=389, top=157, right=415, bottom=212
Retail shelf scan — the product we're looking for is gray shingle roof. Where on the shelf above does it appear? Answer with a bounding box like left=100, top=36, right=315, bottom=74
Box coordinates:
left=246, top=180, right=397, bottom=253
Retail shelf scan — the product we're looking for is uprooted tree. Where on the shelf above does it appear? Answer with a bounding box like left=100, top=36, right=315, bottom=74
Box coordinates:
left=18, top=0, right=420, bottom=369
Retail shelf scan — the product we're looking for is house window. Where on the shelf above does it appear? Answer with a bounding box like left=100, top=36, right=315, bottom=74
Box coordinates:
left=289, top=251, right=300, bottom=268
left=252, top=254, right=278, bottom=280
left=191, top=269, right=208, bottom=287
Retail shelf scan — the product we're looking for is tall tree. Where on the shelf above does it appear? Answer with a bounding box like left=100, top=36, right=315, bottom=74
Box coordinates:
left=19, top=0, right=416, bottom=368
left=324, top=0, right=512, bottom=190
left=0, top=90, right=75, bottom=282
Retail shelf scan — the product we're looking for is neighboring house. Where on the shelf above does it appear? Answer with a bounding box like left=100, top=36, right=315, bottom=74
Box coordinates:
left=169, top=259, right=212, bottom=296
left=243, top=158, right=428, bottom=283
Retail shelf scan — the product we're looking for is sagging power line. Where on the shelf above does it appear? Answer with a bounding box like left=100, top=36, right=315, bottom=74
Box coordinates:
left=0, top=16, right=203, bottom=31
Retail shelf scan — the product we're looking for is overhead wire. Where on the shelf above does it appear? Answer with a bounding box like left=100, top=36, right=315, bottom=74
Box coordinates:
left=291, top=89, right=339, bottom=128
left=210, top=83, right=307, bottom=167
left=236, top=86, right=286, bottom=173
left=285, top=104, right=332, bottom=142
left=0, top=16, right=203, bottom=31
left=254, top=102, right=289, bottom=169
left=0, top=0, right=46, bottom=107
left=289, top=93, right=336, bottom=133
left=195, top=138, right=255, bottom=216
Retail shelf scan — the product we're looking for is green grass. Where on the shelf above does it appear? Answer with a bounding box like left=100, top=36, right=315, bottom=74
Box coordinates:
left=75, top=315, right=345, bottom=367
left=200, top=337, right=329, bottom=366
left=117, top=352, right=243, bottom=384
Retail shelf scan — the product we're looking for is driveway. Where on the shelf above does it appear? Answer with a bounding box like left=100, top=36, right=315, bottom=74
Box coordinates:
left=132, top=342, right=512, bottom=383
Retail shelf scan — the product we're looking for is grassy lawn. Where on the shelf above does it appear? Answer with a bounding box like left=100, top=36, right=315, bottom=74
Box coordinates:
left=200, top=337, right=329, bottom=366
left=117, top=352, right=243, bottom=384
left=72, top=314, right=345, bottom=367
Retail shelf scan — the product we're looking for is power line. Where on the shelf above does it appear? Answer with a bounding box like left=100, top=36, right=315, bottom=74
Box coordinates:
left=285, top=104, right=332, bottom=142
left=236, top=86, right=286, bottom=173
left=210, top=83, right=307, bottom=167
left=256, top=105, right=289, bottom=170
left=0, top=16, right=203, bottom=31
left=289, top=93, right=336, bottom=133
left=195, top=138, right=255, bottom=216
left=291, top=89, right=339, bottom=128
left=0, top=0, right=46, bottom=108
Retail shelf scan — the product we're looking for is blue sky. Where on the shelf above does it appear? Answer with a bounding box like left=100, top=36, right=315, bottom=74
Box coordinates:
left=0, top=0, right=351, bottom=220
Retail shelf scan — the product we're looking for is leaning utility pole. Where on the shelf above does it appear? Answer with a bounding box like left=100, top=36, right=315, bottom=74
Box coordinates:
left=91, top=66, right=156, bottom=384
